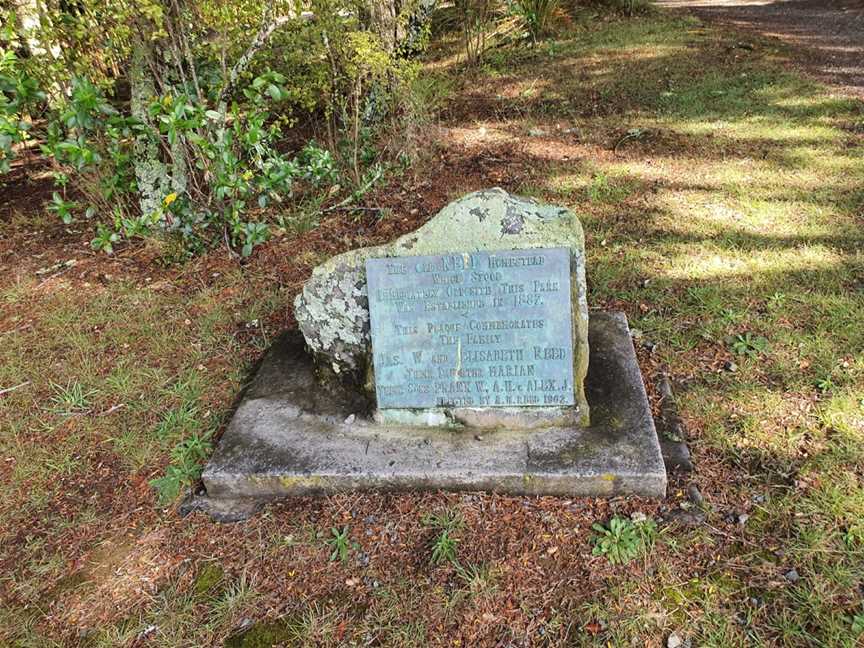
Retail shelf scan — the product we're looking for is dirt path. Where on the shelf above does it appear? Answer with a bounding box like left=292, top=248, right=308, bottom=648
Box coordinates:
left=656, top=0, right=864, bottom=97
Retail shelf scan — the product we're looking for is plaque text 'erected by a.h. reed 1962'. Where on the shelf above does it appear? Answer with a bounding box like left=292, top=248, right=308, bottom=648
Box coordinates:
left=365, top=247, right=575, bottom=410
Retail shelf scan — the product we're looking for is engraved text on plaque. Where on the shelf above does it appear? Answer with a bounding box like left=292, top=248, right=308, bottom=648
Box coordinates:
left=366, top=247, right=575, bottom=410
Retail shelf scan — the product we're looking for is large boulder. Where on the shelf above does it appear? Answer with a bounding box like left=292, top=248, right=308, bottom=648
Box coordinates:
left=293, top=188, right=590, bottom=420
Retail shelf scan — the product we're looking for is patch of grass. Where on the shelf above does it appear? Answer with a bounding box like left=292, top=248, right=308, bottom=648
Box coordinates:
left=423, top=509, right=464, bottom=566
left=729, top=332, right=770, bottom=359
left=48, top=380, right=97, bottom=415
left=149, top=432, right=213, bottom=505
left=586, top=170, right=635, bottom=203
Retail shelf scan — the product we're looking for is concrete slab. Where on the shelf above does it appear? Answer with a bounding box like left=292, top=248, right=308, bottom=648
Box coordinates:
left=202, top=312, right=667, bottom=501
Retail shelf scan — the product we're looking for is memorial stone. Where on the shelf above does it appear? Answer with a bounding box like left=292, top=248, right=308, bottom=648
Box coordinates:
left=200, top=189, right=667, bottom=516
left=294, top=188, right=590, bottom=425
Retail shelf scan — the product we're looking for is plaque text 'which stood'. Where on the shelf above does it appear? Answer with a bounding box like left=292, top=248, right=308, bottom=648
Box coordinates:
left=366, top=247, right=575, bottom=410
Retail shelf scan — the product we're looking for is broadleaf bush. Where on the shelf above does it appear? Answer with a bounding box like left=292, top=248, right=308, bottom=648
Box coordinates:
left=2, top=0, right=424, bottom=258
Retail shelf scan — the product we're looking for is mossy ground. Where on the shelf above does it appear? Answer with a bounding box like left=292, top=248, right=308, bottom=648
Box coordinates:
left=1, top=4, right=863, bottom=646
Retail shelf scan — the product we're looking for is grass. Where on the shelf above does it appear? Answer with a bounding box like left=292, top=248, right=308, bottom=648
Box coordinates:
left=1, top=5, right=864, bottom=647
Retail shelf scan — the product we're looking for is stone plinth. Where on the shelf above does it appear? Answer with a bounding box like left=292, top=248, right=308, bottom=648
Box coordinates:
left=202, top=313, right=667, bottom=501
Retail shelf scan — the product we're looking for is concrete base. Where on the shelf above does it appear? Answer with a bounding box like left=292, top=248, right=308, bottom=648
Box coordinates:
left=202, top=312, right=667, bottom=502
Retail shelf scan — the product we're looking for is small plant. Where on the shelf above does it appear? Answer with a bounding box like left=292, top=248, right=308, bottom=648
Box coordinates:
left=431, top=528, right=460, bottom=566
left=587, top=171, right=633, bottom=204
left=48, top=380, right=97, bottom=415
left=423, top=509, right=464, bottom=567
left=767, top=292, right=787, bottom=309
left=719, top=308, right=742, bottom=325
left=91, top=222, right=121, bottom=254
left=730, top=332, right=769, bottom=359
left=852, top=606, right=864, bottom=636
left=816, top=375, right=836, bottom=393
left=591, top=515, right=657, bottom=565
left=456, top=0, right=496, bottom=65
left=0, top=49, right=45, bottom=174
left=456, top=562, right=497, bottom=596
left=843, top=524, right=864, bottom=548
left=155, top=401, right=201, bottom=442
left=325, top=526, right=351, bottom=563
left=513, top=0, right=561, bottom=41
left=150, top=432, right=213, bottom=505
left=47, top=192, right=78, bottom=225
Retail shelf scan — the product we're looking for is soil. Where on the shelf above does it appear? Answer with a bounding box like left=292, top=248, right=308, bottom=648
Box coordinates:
left=656, top=0, right=864, bottom=97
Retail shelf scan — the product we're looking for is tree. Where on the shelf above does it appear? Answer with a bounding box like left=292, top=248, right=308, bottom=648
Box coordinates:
left=1, top=0, right=425, bottom=256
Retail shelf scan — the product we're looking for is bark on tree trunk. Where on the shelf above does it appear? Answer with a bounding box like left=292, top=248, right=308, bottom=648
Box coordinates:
left=130, top=35, right=171, bottom=219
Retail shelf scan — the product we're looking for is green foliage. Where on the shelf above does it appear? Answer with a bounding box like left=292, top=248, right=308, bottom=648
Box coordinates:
left=729, top=332, right=770, bottom=359
left=852, top=606, right=864, bottom=636
left=0, top=48, right=45, bottom=174
left=47, top=192, right=78, bottom=225
left=4, top=0, right=422, bottom=258
left=512, top=0, right=560, bottom=40
left=423, top=509, right=464, bottom=567
left=455, top=0, right=498, bottom=65
left=150, top=432, right=213, bottom=505
left=325, top=526, right=351, bottom=563
left=815, top=375, right=836, bottom=393
left=842, top=524, right=864, bottom=548
left=48, top=380, right=97, bottom=415
left=587, top=170, right=634, bottom=203
left=591, top=515, right=657, bottom=565
left=92, top=223, right=121, bottom=254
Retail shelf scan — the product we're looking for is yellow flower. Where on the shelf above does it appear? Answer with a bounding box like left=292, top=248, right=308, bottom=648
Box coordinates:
left=163, top=192, right=178, bottom=207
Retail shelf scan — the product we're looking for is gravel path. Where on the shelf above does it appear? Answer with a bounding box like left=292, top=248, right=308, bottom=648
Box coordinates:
left=656, top=0, right=864, bottom=97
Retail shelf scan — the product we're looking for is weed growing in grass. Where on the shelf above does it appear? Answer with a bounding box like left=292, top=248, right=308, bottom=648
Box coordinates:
left=48, top=380, right=97, bottom=415
left=586, top=170, right=634, bottom=204
left=852, top=607, right=864, bottom=636
left=591, top=515, right=657, bottom=565
left=325, top=526, right=352, bottom=563
left=843, top=524, right=864, bottom=548
left=423, top=509, right=464, bottom=567
left=430, top=528, right=460, bottom=566
left=768, top=292, right=787, bottom=310
left=729, top=332, right=770, bottom=359
left=149, top=432, right=213, bottom=505
left=155, top=402, right=201, bottom=441
left=816, top=375, right=837, bottom=393
left=456, top=562, right=497, bottom=597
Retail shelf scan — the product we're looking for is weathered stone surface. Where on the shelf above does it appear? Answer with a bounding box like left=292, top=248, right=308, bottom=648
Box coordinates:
left=201, top=312, right=666, bottom=506
left=293, top=188, right=590, bottom=417
left=656, top=374, right=693, bottom=472
left=178, top=494, right=262, bottom=523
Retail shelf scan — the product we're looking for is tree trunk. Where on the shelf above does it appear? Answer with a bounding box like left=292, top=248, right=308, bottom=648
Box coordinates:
left=130, top=35, right=171, bottom=220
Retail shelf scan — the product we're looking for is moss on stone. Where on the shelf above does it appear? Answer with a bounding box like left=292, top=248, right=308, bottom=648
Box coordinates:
left=224, top=620, right=296, bottom=648
left=193, top=562, right=225, bottom=596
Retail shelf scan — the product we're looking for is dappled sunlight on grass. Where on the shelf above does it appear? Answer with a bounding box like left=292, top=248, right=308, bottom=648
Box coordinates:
left=2, top=7, right=864, bottom=646
left=663, top=245, right=845, bottom=281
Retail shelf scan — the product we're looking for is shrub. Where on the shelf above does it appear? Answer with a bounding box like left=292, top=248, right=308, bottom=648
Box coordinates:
left=3, top=0, right=426, bottom=257
left=512, top=0, right=561, bottom=41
